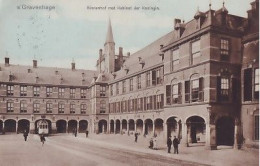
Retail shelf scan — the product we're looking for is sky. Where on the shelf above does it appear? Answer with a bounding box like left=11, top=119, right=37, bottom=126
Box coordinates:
left=0, top=0, right=253, bottom=70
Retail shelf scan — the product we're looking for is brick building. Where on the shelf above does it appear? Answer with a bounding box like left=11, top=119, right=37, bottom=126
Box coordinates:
left=0, top=0, right=258, bottom=149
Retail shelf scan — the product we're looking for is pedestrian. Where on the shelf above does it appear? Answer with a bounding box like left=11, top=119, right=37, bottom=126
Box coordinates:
left=149, top=138, right=154, bottom=149
left=40, top=135, right=45, bottom=146
left=134, top=132, right=138, bottom=142
left=173, top=136, right=179, bottom=154
left=153, top=136, right=157, bottom=150
left=23, top=130, right=28, bottom=141
left=86, top=130, right=89, bottom=138
left=74, top=128, right=77, bottom=137
left=167, top=136, right=172, bottom=153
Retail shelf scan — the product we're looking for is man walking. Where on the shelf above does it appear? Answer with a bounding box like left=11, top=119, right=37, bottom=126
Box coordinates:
left=167, top=136, right=172, bottom=153
left=40, top=135, right=45, bottom=146
left=173, top=136, right=180, bottom=154
left=134, top=132, right=138, bottom=142
left=23, top=130, right=28, bottom=141
left=86, top=130, right=89, bottom=138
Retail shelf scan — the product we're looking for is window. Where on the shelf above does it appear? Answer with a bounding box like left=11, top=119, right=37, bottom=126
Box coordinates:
left=186, top=77, right=204, bottom=103
left=244, top=68, right=253, bottom=101
left=146, top=96, right=152, bottom=110
left=122, top=81, right=126, bottom=93
left=80, top=88, right=87, bottom=99
left=122, top=101, right=126, bottom=112
left=33, top=86, right=40, bottom=97
left=58, top=88, right=65, bottom=98
left=137, top=98, right=142, bottom=111
left=110, top=85, right=113, bottom=96
left=80, top=104, right=87, bottom=114
left=220, top=78, right=229, bottom=101
left=129, top=78, right=133, bottom=91
left=254, top=69, right=259, bottom=100
left=46, top=103, right=52, bottom=113
left=146, top=71, right=151, bottom=87
left=46, top=87, right=53, bottom=97
left=116, top=83, right=119, bottom=94
left=70, top=88, right=76, bottom=98
left=116, top=102, right=120, bottom=113
left=191, top=40, right=200, bottom=64
left=152, top=67, right=163, bottom=86
left=191, top=79, right=199, bottom=102
left=220, top=39, right=229, bottom=61
left=7, top=100, right=14, bottom=112
left=129, top=99, right=134, bottom=112
left=255, top=115, right=259, bottom=140
left=100, top=101, right=106, bottom=113
left=33, top=102, right=40, bottom=113
left=157, top=95, right=163, bottom=109
left=70, top=103, right=75, bottom=114
left=171, top=49, right=180, bottom=71
left=7, top=85, right=14, bottom=96
left=156, top=69, right=161, bottom=85
left=20, top=101, right=27, bottom=113
left=58, top=103, right=65, bottom=113
left=137, top=75, right=141, bottom=89
left=100, top=86, right=106, bottom=97
left=20, top=86, right=27, bottom=96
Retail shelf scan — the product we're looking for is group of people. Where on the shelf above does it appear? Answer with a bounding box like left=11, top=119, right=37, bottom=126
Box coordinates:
left=167, top=136, right=180, bottom=154
left=23, top=130, right=46, bottom=146
left=148, top=136, right=158, bottom=150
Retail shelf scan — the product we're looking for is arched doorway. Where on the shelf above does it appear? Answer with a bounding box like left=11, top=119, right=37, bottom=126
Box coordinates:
left=18, top=119, right=30, bottom=133
left=154, top=119, right=163, bottom=137
left=216, top=116, right=234, bottom=146
left=35, top=119, right=52, bottom=134
left=115, top=120, right=120, bottom=134
left=0, top=120, right=3, bottom=133
left=79, top=120, right=88, bottom=133
left=110, top=120, right=114, bottom=134
left=4, top=119, right=16, bottom=133
left=98, top=120, right=107, bottom=133
left=186, top=116, right=205, bottom=143
left=144, top=119, right=153, bottom=136
left=136, top=119, right=143, bottom=134
left=56, top=120, right=67, bottom=133
left=166, top=117, right=179, bottom=138
left=128, top=119, right=135, bottom=134
left=68, top=120, right=77, bottom=133
left=122, top=119, right=127, bottom=134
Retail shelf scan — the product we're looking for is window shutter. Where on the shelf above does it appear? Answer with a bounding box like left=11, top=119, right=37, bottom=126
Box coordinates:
left=244, top=68, right=252, bottom=101
left=178, top=82, right=182, bottom=104
left=166, top=85, right=171, bottom=105
left=185, top=81, right=190, bottom=103
left=152, top=70, right=156, bottom=85
left=144, top=97, right=147, bottom=111
left=217, top=76, right=221, bottom=102
left=150, top=96, right=153, bottom=109
left=199, top=77, right=204, bottom=101
left=141, top=98, right=143, bottom=111
left=154, top=95, right=157, bottom=110
left=125, top=100, right=128, bottom=112
left=134, top=99, right=137, bottom=111
left=161, top=94, right=164, bottom=108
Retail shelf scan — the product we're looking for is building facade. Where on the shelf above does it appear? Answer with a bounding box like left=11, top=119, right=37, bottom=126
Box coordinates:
left=0, top=0, right=258, bottom=149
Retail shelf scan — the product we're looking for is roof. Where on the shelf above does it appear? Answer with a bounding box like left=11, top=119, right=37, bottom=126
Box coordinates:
left=0, top=64, right=97, bottom=87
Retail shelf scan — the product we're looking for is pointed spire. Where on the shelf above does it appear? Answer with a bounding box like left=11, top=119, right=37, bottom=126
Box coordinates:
left=221, top=0, right=228, bottom=13
left=105, top=18, right=114, bottom=44
left=209, top=0, right=212, bottom=10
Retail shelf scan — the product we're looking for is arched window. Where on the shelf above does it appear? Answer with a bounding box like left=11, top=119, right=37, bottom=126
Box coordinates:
left=185, top=74, right=204, bottom=103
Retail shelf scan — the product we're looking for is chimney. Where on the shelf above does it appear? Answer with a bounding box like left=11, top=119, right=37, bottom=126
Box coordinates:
left=5, top=57, right=9, bottom=66
left=174, top=19, right=181, bottom=27
left=33, top=60, right=37, bottom=68
left=99, top=49, right=103, bottom=57
left=119, top=47, right=123, bottom=57
left=127, top=52, right=130, bottom=57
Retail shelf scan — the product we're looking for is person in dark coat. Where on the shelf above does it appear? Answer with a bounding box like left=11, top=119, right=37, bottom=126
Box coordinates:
left=134, top=132, right=138, bottom=142
left=74, top=128, right=77, bottom=137
left=40, top=135, right=45, bottom=146
left=86, top=130, right=89, bottom=138
left=173, top=136, right=179, bottom=154
left=23, top=130, right=28, bottom=141
left=167, top=136, right=172, bottom=153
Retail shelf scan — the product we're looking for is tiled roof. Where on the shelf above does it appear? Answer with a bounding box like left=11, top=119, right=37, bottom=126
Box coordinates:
left=0, top=64, right=97, bottom=87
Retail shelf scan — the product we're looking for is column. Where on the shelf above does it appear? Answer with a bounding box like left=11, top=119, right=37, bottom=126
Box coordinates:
left=2, top=122, right=5, bottom=134
left=66, top=121, right=69, bottom=133
left=134, top=122, right=137, bottom=132
left=127, top=122, right=129, bottom=135
left=114, top=122, right=116, bottom=134
left=30, top=122, right=35, bottom=134
left=16, top=121, right=18, bottom=134
left=102, top=124, right=105, bottom=133
left=108, top=121, right=111, bottom=134
left=233, top=119, right=239, bottom=149
left=163, top=122, right=167, bottom=142
left=152, top=121, right=155, bottom=136
left=205, top=123, right=217, bottom=150
left=77, top=121, right=79, bottom=133
left=120, top=121, right=122, bottom=134
left=51, top=122, right=57, bottom=134
left=175, top=120, right=179, bottom=138
left=142, top=122, right=145, bottom=136
left=181, top=123, right=188, bottom=147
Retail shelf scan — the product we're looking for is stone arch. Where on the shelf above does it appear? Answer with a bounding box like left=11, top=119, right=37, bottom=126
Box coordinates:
left=144, top=119, right=153, bottom=136
left=190, top=73, right=200, bottom=80
left=18, top=119, right=30, bottom=133
left=154, top=118, right=163, bottom=137
left=110, top=119, right=115, bottom=133
left=0, top=120, right=3, bottom=133
left=79, top=120, right=88, bottom=133
left=216, top=116, right=234, bottom=146
left=98, top=119, right=107, bottom=134
left=115, top=119, right=120, bottom=134
left=56, top=119, right=67, bottom=133
left=128, top=119, right=135, bottom=134
left=186, top=116, right=206, bottom=144
left=122, top=119, right=127, bottom=134
left=166, top=116, right=179, bottom=139
left=35, top=119, right=52, bottom=134
left=136, top=119, right=143, bottom=134
left=68, top=120, right=78, bottom=133
left=4, top=119, right=16, bottom=133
